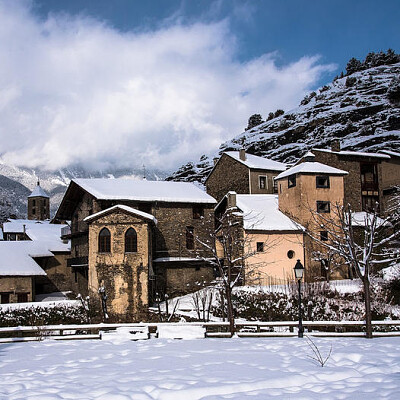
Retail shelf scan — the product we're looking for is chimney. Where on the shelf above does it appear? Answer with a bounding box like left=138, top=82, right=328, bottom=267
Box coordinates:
left=239, top=149, right=246, bottom=161
left=227, top=191, right=237, bottom=208
left=331, top=139, right=341, bottom=152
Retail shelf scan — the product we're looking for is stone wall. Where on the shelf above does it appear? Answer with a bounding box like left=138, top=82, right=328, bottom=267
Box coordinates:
left=0, top=276, right=34, bottom=303
left=206, top=154, right=250, bottom=201
left=152, top=203, right=215, bottom=260
left=313, top=150, right=388, bottom=212
left=249, top=170, right=280, bottom=194
left=87, top=209, right=150, bottom=321
left=28, top=196, right=50, bottom=221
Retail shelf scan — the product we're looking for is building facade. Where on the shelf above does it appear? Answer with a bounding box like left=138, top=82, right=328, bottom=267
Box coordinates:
left=55, top=179, right=217, bottom=321
left=206, top=150, right=287, bottom=201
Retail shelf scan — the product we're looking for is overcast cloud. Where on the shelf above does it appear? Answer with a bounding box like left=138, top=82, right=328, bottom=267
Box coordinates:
left=0, top=1, right=335, bottom=172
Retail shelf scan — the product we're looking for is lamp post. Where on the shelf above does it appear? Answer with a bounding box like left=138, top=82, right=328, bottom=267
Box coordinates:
left=294, top=259, right=304, bottom=338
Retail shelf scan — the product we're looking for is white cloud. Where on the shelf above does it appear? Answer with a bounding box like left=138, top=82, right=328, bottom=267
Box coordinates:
left=0, top=1, right=335, bottom=172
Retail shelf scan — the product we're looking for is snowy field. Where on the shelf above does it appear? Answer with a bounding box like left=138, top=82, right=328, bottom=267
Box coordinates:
left=1, top=336, right=400, bottom=399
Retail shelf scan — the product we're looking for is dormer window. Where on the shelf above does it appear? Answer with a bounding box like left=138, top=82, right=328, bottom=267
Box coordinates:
left=316, top=176, right=330, bottom=188
left=288, top=174, right=296, bottom=188
left=259, top=176, right=267, bottom=189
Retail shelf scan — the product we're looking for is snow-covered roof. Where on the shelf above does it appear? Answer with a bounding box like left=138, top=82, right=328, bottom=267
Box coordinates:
left=236, top=195, right=304, bottom=232
left=275, top=161, right=348, bottom=180
left=84, top=205, right=157, bottom=224
left=314, top=148, right=391, bottom=159
left=153, top=257, right=207, bottom=262
left=379, top=150, right=400, bottom=158
left=28, top=183, right=49, bottom=198
left=225, top=151, right=287, bottom=171
left=0, top=242, right=47, bottom=276
left=351, top=212, right=388, bottom=228
left=73, top=179, right=216, bottom=204
left=2, top=219, right=70, bottom=253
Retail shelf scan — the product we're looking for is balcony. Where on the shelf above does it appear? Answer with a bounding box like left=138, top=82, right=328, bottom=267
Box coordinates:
left=67, top=256, right=89, bottom=267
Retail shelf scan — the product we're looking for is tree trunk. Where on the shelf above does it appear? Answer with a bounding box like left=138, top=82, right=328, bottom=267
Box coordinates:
left=225, top=286, right=235, bottom=336
left=363, top=277, right=373, bottom=339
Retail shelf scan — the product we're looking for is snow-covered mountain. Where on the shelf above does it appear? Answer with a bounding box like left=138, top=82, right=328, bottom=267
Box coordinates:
left=0, top=162, right=169, bottom=221
left=168, top=62, right=400, bottom=184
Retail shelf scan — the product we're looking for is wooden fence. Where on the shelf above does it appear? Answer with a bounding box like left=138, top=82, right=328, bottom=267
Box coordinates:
left=0, top=320, right=399, bottom=343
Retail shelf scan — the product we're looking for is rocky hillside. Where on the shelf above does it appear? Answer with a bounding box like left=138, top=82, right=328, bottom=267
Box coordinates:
left=168, top=62, right=400, bottom=184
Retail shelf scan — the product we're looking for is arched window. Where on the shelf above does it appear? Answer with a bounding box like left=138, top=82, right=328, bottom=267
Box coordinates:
left=98, top=228, right=111, bottom=253
left=125, top=228, right=137, bottom=253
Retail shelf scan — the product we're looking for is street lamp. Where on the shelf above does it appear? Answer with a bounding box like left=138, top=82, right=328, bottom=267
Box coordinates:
left=294, top=259, right=304, bottom=338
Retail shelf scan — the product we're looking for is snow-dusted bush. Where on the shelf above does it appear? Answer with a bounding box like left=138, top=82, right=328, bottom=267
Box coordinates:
left=213, top=282, right=399, bottom=325
left=0, top=303, right=88, bottom=327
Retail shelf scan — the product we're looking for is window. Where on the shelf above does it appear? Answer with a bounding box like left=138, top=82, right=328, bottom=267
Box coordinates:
left=17, top=293, right=28, bottom=303
left=193, top=205, right=204, bottom=219
left=321, top=259, right=328, bottom=279
left=316, top=201, right=330, bottom=213
left=273, top=177, right=278, bottom=193
left=32, top=199, right=36, bottom=206
left=125, top=228, right=137, bottom=253
left=186, top=226, right=194, bottom=250
left=288, top=174, right=296, bottom=188
left=287, top=250, right=295, bottom=259
left=316, top=176, right=330, bottom=188
left=362, top=195, right=379, bottom=212
left=256, top=242, right=264, bottom=252
left=98, top=228, right=111, bottom=253
left=259, top=176, right=267, bottom=190
left=0, top=293, right=10, bottom=304
left=320, top=231, right=328, bottom=241
left=32, top=208, right=36, bottom=215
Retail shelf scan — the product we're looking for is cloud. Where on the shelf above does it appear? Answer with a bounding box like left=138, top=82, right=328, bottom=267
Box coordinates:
left=0, top=1, right=335, bottom=172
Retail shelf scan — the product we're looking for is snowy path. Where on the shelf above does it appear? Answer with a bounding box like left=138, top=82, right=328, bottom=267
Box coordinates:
left=0, top=337, right=400, bottom=399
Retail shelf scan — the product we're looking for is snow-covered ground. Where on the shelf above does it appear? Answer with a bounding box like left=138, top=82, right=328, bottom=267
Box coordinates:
left=1, top=336, right=399, bottom=399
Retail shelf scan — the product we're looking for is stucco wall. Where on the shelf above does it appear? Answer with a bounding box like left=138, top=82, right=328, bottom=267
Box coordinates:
left=244, top=232, right=305, bottom=285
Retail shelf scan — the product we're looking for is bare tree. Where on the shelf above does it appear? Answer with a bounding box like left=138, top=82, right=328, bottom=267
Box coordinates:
left=307, top=202, right=399, bottom=338
left=196, top=204, right=272, bottom=336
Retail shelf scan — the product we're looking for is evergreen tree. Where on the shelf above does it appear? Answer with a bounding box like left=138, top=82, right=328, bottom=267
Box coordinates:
left=245, top=114, right=263, bottom=130
left=346, top=57, right=362, bottom=75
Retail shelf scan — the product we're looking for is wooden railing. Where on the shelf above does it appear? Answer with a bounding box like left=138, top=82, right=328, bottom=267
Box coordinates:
left=0, top=320, right=399, bottom=343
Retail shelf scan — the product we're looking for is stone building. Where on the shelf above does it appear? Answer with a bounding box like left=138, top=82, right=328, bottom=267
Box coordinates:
left=28, top=181, right=50, bottom=221
left=206, top=150, right=287, bottom=201
left=1, top=219, right=72, bottom=302
left=54, top=179, right=217, bottom=321
left=214, top=192, right=305, bottom=285
left=313, top=141, right=400, bottom=214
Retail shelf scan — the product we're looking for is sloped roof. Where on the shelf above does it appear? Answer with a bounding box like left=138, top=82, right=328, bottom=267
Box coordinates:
left=236, top=194, right=304, bottom=232
left=2, top=219, right=70, bottom=253
left=225, top=151, right=287, bottom=171
left=28, top=183, right=49, bottom=198
left=379, top=150, right=400, bottom=158
left=72, top=179, right=216, bottom=204
left=0, top=242, right=47, bottom=276
left=84, top=204, right=157, bottom=224
left=275, top=161, right=348, bottom=180
left=314, top=148, right=390, bottom=159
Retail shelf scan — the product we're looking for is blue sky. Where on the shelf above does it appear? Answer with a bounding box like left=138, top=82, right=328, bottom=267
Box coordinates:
left=0, top=0, right=398, bottom=172
left=34, top=0, right=400, bottom=76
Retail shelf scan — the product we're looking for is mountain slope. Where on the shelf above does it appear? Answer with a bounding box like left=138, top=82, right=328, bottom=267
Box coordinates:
left=168, top=62, right=400, bottom=184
